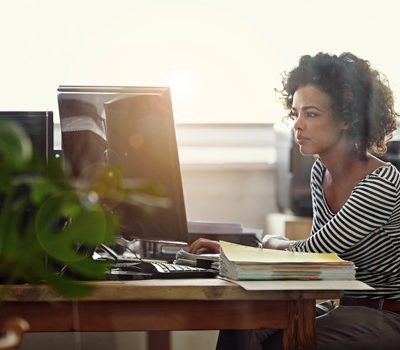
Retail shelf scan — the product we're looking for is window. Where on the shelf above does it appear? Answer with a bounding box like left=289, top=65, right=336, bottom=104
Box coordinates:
left=1, top=0, right=399, bottom=125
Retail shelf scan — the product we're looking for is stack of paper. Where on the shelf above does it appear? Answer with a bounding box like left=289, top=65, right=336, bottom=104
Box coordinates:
left=219, top=241, right=356, bottom=281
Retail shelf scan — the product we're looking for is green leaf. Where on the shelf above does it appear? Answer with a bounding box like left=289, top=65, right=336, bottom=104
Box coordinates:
left=66, top=259, right=111, bottom=279
left=0, top=190, right=20, bottom=257
left=103, top=211, right=119, bottom=245
left=0, top=120, right=32, bottom=169
left=35, top=192, right=115, bottom=263
left=35, top=264, right=94, bottom=299
left=0, top=169, right=12, bottom=193
left=46, top=156, right=70, bottom=186
left=0, top=203, right=25, bottom=260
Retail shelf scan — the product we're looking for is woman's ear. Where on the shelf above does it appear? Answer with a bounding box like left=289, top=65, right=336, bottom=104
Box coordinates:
left=339, top=120, right=349, bottom=130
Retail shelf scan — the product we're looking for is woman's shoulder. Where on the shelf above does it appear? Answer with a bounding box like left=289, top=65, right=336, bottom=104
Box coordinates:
left=357, top=162, right=400, bottom=192
left=370, top=162, right=399, bottom=180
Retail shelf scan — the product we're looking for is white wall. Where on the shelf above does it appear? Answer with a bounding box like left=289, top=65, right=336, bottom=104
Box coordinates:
left=3, top=1, right=400, bottom=125
left=182, top=163, right=277, bottom=229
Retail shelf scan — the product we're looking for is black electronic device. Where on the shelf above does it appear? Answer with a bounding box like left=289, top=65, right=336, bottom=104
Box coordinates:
left=378, top=130, right=400, bottom=170
left=97, top=244, right=217, bottom=279
left=108, top=260, right=218, bottom=279
left=0, top=111, right=54, bottom=162
left=57, top=86, right=188, bottom=243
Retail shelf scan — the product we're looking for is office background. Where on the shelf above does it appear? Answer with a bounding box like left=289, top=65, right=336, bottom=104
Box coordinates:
left=2, top=0, right=400, bottom=125
left=3, top=0, right=400, bottom=349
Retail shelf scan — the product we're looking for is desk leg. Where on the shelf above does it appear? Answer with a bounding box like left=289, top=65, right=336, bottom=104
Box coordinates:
left=147, top=331, right=171, bottom=350
left=283, top=300, right=316, bottom=350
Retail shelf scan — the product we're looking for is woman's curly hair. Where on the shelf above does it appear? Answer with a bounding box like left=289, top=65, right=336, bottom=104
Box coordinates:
left=280, top=52, right=399, bottom=159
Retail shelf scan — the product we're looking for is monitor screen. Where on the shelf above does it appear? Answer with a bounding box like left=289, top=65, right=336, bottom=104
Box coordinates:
left=0, top=111, right=54, bottom=162
left=57, top=86, right=188, bottom=243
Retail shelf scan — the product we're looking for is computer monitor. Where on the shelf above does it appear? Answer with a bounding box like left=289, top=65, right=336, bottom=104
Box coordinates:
left=57, top=86, right=188, bottom=243
left=0, top=111, right=54, bottom=162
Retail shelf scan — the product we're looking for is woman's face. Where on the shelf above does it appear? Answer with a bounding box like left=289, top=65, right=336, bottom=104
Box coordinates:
left=291, top=85, right=348, bottom=157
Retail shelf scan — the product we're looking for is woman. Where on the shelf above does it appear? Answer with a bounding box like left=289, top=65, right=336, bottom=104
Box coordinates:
left=189, top=52, right=400, bottom=349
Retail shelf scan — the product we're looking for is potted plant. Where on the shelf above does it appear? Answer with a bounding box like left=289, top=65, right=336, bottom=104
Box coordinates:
left=0, top=120, right=163, bottom=298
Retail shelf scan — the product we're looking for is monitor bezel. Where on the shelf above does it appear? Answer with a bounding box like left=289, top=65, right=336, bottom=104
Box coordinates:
left=57, top=86, right=188, bottom=243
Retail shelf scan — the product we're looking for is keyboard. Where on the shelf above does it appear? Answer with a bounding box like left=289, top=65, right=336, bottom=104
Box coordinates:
left=107, top=260, right=218, bottom=280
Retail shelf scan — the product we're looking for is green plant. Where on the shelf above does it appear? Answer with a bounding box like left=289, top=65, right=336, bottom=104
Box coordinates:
left=0, top=120, right=164, bottom=298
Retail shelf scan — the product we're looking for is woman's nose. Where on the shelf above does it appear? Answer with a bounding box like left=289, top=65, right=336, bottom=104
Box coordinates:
left=293, top=113, right=304, bottom=131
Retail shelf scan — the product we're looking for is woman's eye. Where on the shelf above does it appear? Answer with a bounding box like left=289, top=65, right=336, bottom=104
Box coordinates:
left=288, top=111, right=298, bottom=120
left=307, top=112, right=319, bottom=118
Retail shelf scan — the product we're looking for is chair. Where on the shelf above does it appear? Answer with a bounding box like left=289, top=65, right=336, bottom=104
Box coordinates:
left=0, top=318, right=30, bottom=350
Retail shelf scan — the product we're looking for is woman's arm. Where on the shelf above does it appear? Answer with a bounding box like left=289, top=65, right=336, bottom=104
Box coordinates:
left=188, top=236, right=296, bottom=252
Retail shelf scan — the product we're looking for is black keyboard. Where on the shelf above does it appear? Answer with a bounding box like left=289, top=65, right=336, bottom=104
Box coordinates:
left=107, top=260, right=218, bottom=280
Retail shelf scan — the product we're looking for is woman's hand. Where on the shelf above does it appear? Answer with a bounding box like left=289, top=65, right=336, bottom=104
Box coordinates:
left=262, top=234, right=293, bottom=250
left=188, top=238, right=220, bottom=254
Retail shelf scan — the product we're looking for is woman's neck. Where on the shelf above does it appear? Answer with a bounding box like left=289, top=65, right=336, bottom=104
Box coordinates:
left=320, top=154, right=358, bottom=180
left=318, top=140, right=361, bottom=180
left=320, top=150, right=386, bottom=184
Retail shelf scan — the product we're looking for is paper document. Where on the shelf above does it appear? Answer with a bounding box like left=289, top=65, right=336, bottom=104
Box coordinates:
left=220, top=241, right=347, bottom=264
left=219, top=241, right=356, bottom=281
left=235, top=280, right=374, bottom=291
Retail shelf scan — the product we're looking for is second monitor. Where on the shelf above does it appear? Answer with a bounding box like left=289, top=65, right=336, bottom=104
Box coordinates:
left=58, top=86, right=188, bottom=243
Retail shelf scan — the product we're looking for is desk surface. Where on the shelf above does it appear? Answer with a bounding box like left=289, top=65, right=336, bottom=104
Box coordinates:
left=1, top=278, right=343, bottom=302
left=0, top=279, right=348, bottom=350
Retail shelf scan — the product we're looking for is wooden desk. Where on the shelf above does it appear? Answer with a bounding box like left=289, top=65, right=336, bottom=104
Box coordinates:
left=0, top=279, right=342, bottom=350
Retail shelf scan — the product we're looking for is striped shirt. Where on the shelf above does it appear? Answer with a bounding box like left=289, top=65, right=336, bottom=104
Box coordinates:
left=291, top=158, right=400, bottom=300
